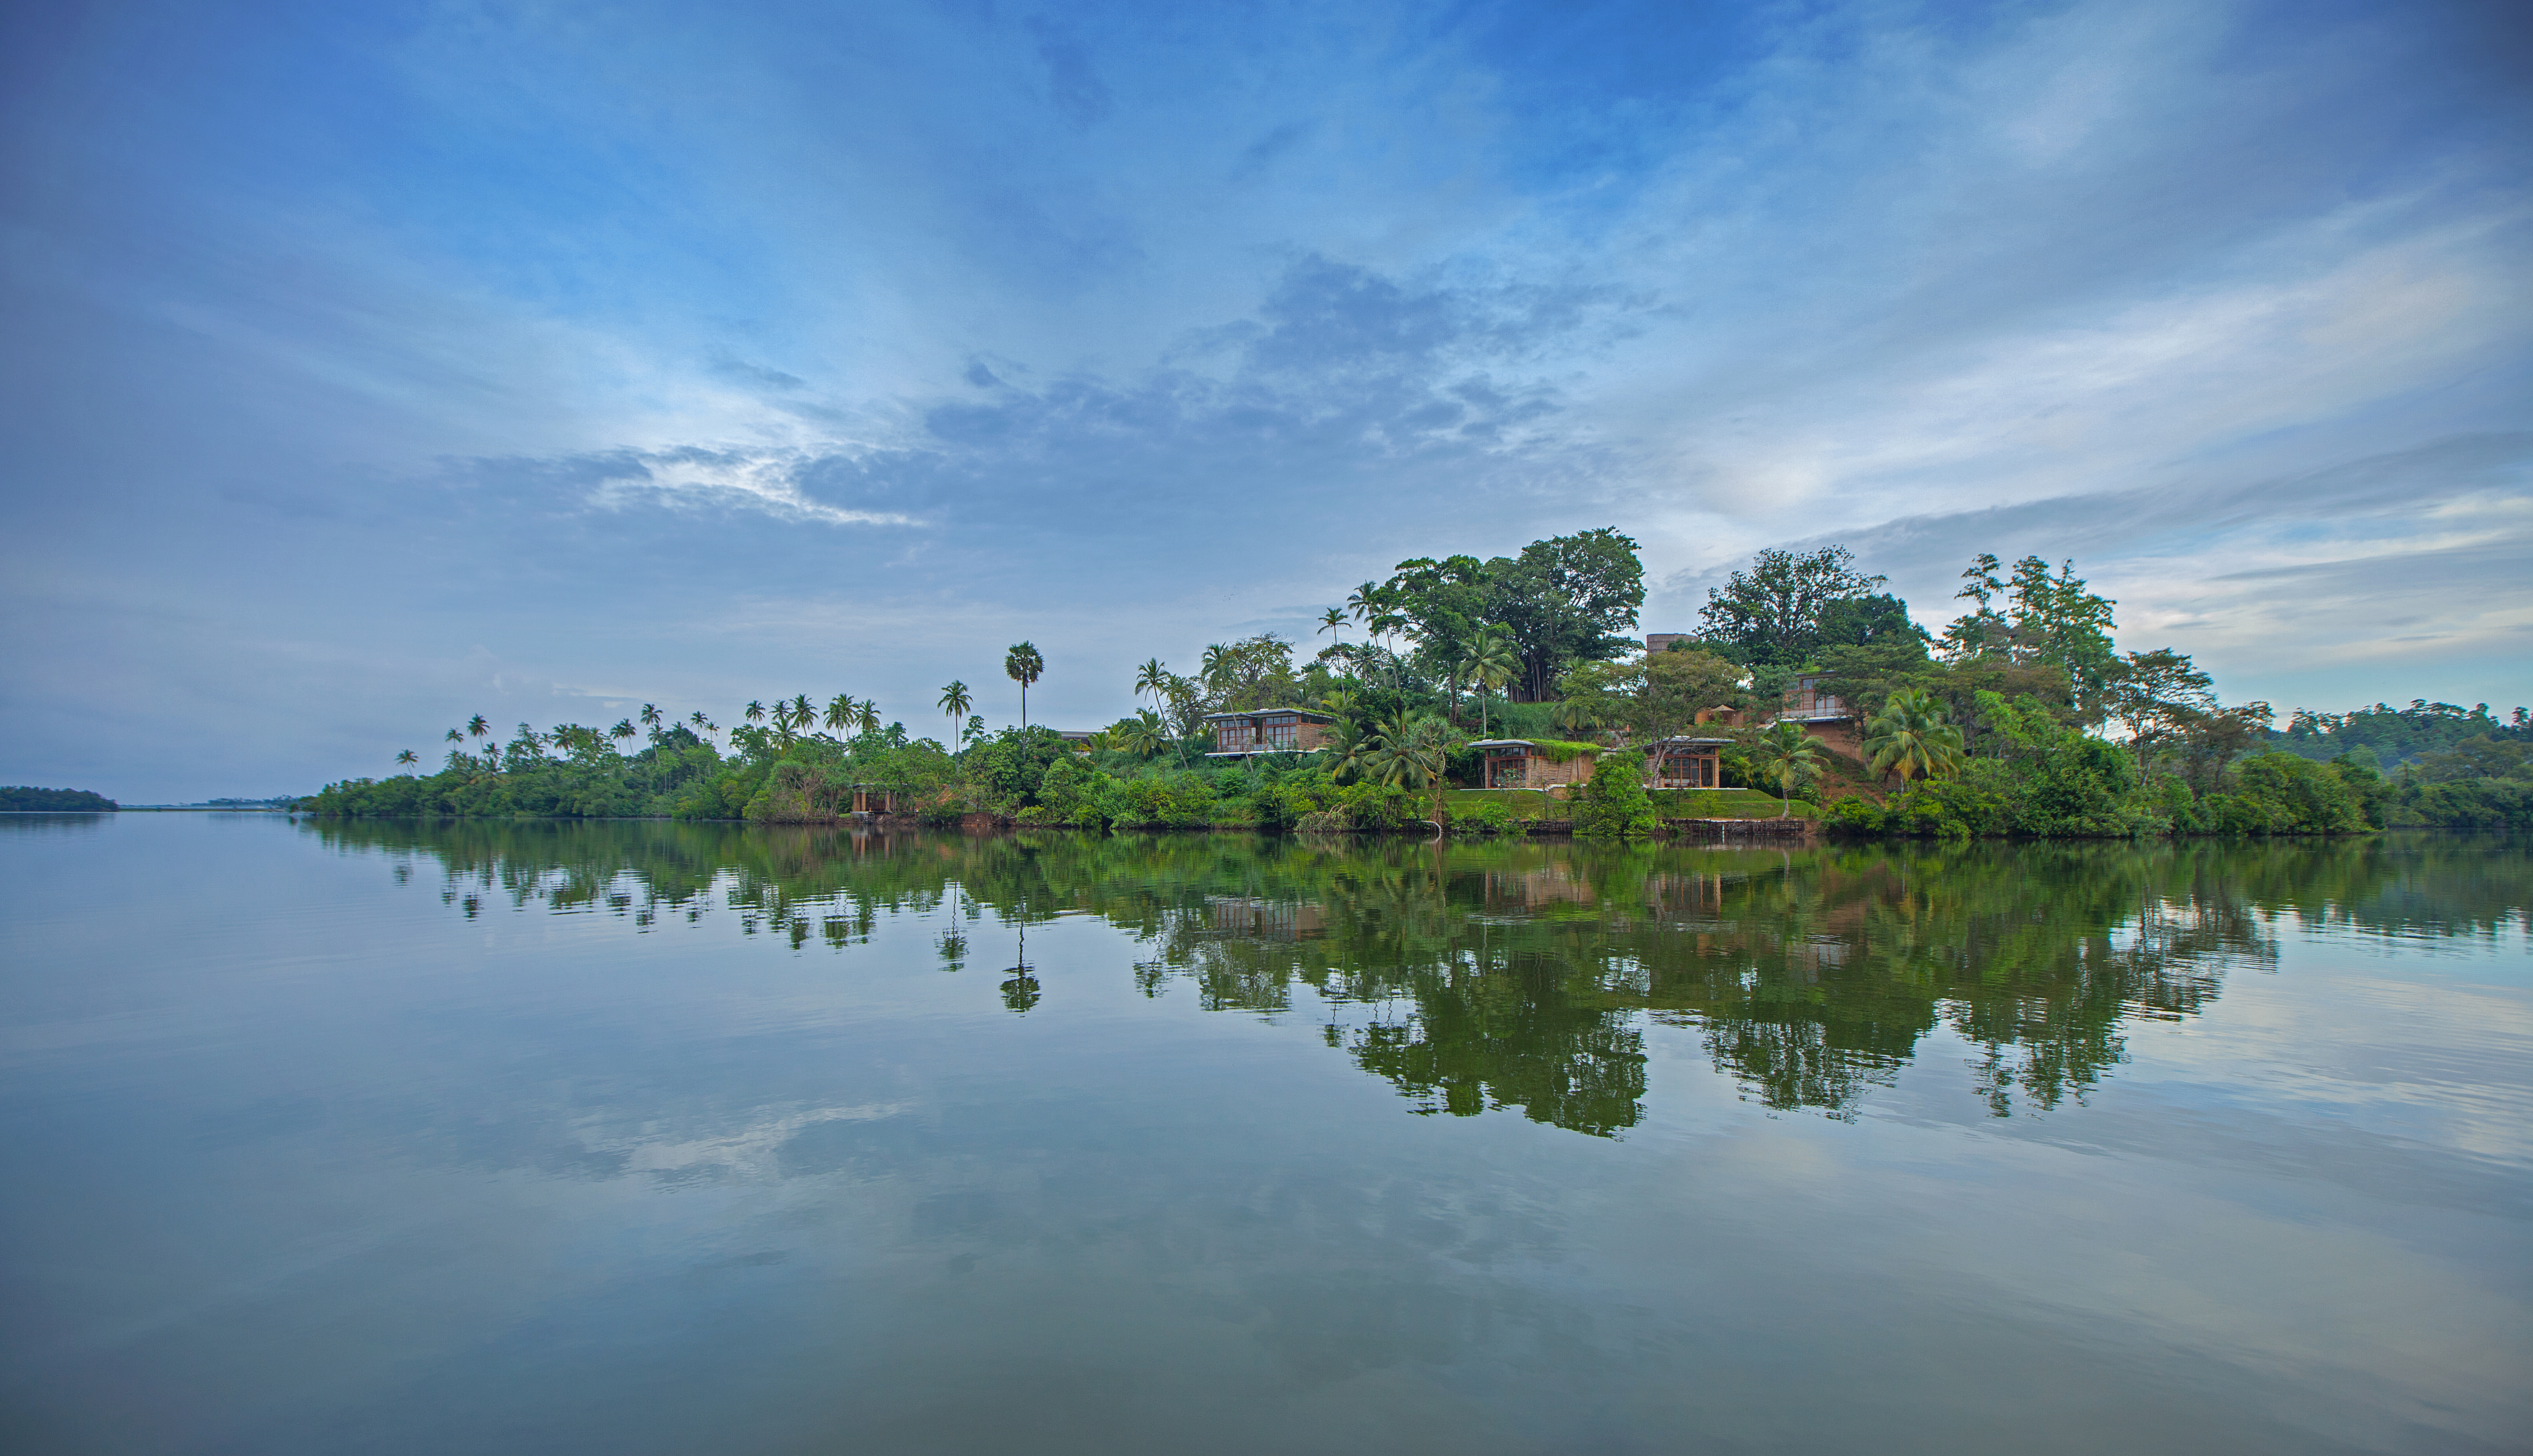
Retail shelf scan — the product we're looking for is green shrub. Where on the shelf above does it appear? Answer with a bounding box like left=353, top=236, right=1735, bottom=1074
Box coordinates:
left=1570, top=756, right=1656, bottom=838
left=1450, top=798, right=1522, bottom=836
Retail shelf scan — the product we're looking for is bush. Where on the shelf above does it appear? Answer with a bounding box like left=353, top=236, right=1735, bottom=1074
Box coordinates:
left=2200, top=752, right=2373, bottom=834
left=1570, top=756, right=1656, bottom=838
left=1449, top=798, right=1522, bottom=836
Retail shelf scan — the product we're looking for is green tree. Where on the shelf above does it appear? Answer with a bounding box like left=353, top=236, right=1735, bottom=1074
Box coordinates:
left=1863, top=688, right=1965, bottom=785
left=1695, top=545, right=1887, bottom=668
left=1362, top=711, right=1451, bottom=828
left=1117, top=709, right=1169, bottom=759
left=2106, top=649, right=2215, bottom=771
left=1456, top=628, right=1519, bottom=735
left=825, top=693, right=857, bottom=739
left=1005, top=642, right=1045, bottom=730
left=394, top=749, right=419, bottom=766
left=1749, top=720, right=1824, bottom=818
left=938, top=681, right=973, bottom=745
left=1570, top=752, right=1657, bottom=838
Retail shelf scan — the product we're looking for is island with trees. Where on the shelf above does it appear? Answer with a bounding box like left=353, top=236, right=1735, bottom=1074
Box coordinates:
left=299, top=531, right=2532, bottom=836
left=1, top=787, right=118, bottom=812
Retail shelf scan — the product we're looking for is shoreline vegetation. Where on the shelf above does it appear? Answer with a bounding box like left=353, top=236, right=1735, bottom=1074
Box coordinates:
left=299, top=534, right=2531, bottom=838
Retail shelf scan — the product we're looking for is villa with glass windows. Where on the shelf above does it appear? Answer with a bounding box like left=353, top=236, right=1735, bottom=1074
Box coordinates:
left=1203, top=708, right=1337, bottom=757
left=1469, top=740, right=1602, bottom=791
left=1642, top=736, right=1730, bottom=788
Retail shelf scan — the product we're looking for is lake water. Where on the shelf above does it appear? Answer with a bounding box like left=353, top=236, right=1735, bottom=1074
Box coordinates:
left=2, top=815, right=2526, bottom=1454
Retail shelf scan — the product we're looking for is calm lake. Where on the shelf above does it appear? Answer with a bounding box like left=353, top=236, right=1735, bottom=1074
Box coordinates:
left=2, top=815, right=2526, bottom=1454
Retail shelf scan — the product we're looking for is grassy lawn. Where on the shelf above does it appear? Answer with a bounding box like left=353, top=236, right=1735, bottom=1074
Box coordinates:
left=1445, top=787, right=1815, bottom=820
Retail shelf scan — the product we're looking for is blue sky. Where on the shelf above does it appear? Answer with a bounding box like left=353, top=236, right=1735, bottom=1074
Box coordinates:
left=3, top=0, right=2527, bottom=799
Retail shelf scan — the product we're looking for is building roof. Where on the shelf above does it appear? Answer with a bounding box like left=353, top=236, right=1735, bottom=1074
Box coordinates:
left=1646, top=736, right=1733, bottom=748
left=1200, top=707, right=1336, bottom=723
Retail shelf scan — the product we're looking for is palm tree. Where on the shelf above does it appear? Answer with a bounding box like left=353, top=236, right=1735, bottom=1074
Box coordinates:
left=938, top=681, right=973, bottom=745
left=825, top=693, right=856, bottom=739
left=612, top=719, right=638, bottom=751
left=855, top=698, right=880, bottom=737
left=1317, top=607, right=1348, bottom=646
left=467, top=714, right=490, bottom=742
left=639, top=704, right=662, bottom=736
left=1749, top=720, right=1824, bottom=818
left=1133, top=658, right=1189, bottom=768
left=1551, top=696, right=1604, bottom=737
left=1363, top=710, right=1451, bottom=828
left=394, top=749, right=418, bottom=766
left=688, top=710, right=710, bottom=731
left=791, top=694, right=815, bottom=733
left=1863, top=688, right=1965, bottom=786
left=1004, top=642, right=1044, bottom=730
left=744, top=700, right=766, bottom=726
left=445, top=727, right=463, bottom=746
left=1119, top=710, right=1167, bottom=759
left=1457, top=629, right=1519, bottom=736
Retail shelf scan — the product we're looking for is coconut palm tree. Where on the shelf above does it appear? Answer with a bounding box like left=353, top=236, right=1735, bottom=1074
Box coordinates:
left=1750, top=720, right=1824, bottom=818
left=639, top=704, right=661, bottom=736
left=1317, top=606, right=1348, bottom=646
left=825, top=693, right=856, bottom=739
left=395, top=749, right=418, bottom=766
left=1457, top=629, right=1519, bottom=735
left=1863, top=688, right=1965, bottom=786
left=612, top=719, right=638, bottom=751
left=445, top=728, right=463, bottom=746
left=1363, top=710, right=1451, bottom=828
left=938, top=681, right=973, bottom=745
left=1004, top=642, right=1044, bottom=730
left=1551, top=696, right=1604, bottom=737
left=1119, top=709, right=1168, bottom=759
left=855, top=699, right=880, bottom=737
left=467, top=714, right=490, bottom=742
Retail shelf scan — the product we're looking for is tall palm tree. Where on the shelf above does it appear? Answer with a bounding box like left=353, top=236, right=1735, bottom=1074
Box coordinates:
left=1750, top=720, right=1824, bottom=818
left=445, top=728, right=463, bottom=746
left=639, top=704, right=661, bottom=736
left=1863, top=688, right=1965, bottom=786
left=791, top=694, right=815, bottom=732
left=395, top=749, right=418, bottom=766
left=688, top=710, right=710, bottom=731
left=1133, top=658, right=1189, bottom=768
left=612, top=719, right=638, bottom=751
left=467, top=714, right=490, bottom=742
left=825, top=693, right=856, bottom=739
left=1004, top=642, right=1044, bottom=730
left=1317, top=607, right=1348, bottom=646
left=855, top=698, right=880, bottom=737
left=938, top=681, right=973, bottom=745
left=1457, top=629, right=1519, bottom=736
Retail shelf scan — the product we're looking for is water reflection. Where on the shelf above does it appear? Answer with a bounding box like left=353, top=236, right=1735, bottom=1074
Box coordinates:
left=309, top=820, right=2528, bottom=1134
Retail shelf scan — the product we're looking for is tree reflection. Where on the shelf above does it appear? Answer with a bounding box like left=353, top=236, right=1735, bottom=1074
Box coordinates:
left=314, top=820, right=2526, bottom=1133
